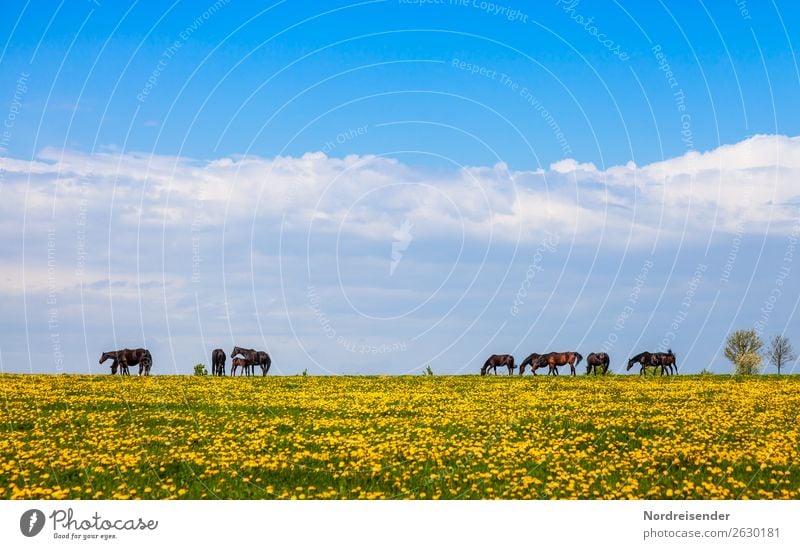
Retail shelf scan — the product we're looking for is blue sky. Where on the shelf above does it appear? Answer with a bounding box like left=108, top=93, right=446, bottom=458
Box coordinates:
left=1, top=0, right=800, bottom=375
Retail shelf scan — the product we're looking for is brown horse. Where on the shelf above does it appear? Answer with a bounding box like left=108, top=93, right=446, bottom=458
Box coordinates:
left=535, top=351, right=583, bottom=376
left=586, top=352, right=610, bottom=375
left=211, top=348, right=226, bottom=376
left=518, top=353, right=548, bottom=375
left=627, top=352, right=664, bottom=375
left=231, top=357, right=252, bottom=376
left=480, top=354, right=515, bottom=375
left=653, top=349, right=677, bottom=375
left=254, top=350, right=272, bottom=376
left=99, top=351, right=127, bottom=375
left=100, top=348, right=152, bottom=376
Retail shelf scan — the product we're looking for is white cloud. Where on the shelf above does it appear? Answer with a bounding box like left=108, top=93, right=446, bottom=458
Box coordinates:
left=1, top=134, right=798, bottom=254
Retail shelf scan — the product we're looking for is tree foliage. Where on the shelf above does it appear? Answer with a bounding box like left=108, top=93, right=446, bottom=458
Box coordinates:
left=193, top=363, right=208, bottom=376
left=735, top=352, right=761, bottom=375
left=724, top=329, right=763, bottom=375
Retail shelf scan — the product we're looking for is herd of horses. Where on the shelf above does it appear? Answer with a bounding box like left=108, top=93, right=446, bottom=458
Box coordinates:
left=98, top=345, right=676, bottom=377
left=481, top=349, right=677, bottom=376
left=99, top=346, right=272, bottom=376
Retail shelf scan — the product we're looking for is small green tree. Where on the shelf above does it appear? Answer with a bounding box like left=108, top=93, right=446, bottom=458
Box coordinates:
left=423, top=365, right=434, bottom=376
left=193, top=363, right=208, bottom=376
left=766, top=334, right=795, bottom=374
left=735, top=352, right=761, bottom=375
left=724, top=329, right=763, bottom=374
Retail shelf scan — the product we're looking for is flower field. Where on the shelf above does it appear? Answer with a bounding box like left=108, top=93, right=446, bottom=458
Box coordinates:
left=1, top=374, right=799, bottom=500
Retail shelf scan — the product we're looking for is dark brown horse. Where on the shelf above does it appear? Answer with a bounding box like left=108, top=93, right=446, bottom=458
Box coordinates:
left=653, top=349, right=677, bottom=375
left=231, top=357, right=252, bottom=376
left=232, top=346, right=271, bottom=376
left=518, top=353, right=547, bottom=375
left=211, top=348, right=226, bottom=376
left=99, top=351, right=127, bottom=375
left=480, top=354, right=515, bottom=375
left=535, top=351, right=583, bottom=376
left=254, top=350, right=271, bottom=376
left=586, top=352, right=610, bottom=375
left=100, top=348, right=152, bottom=376
left=627, top=352, right=664, bottom=375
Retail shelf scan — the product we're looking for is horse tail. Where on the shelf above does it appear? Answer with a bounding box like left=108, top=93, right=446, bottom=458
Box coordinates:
left=575, top=352, right=583, bottom=366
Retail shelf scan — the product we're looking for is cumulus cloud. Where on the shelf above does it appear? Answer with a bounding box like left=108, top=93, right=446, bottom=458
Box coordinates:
left=3, top=134, right=799, bottom=374
left=1, top=133, right=798, bottom=256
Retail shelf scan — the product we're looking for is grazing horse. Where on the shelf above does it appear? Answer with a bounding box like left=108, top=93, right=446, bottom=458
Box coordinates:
left=480, top=354, right=516, bottom=375
left=99, top=351, right=128, bottom=375
left=518, top=353, right=547, bottom=375
left=232, top=346, right=272, bottom=376
left=586, top=352, right=610, bottom=375
left=231, top=357, right=252, bottom=376
left=627, top=352, right=665, bottom=376
left=535, top=351, right=583, bottom=376
left=100, top=348, right=152, bottom=376
left=211, top=348, right=226, bottom=376
left=254, top=350, right=272, bottom=376
left=653, top=349, right=677, bottom=375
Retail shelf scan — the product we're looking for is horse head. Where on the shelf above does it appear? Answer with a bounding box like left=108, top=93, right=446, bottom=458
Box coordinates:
left=626, top=357, right=635, bottom=371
